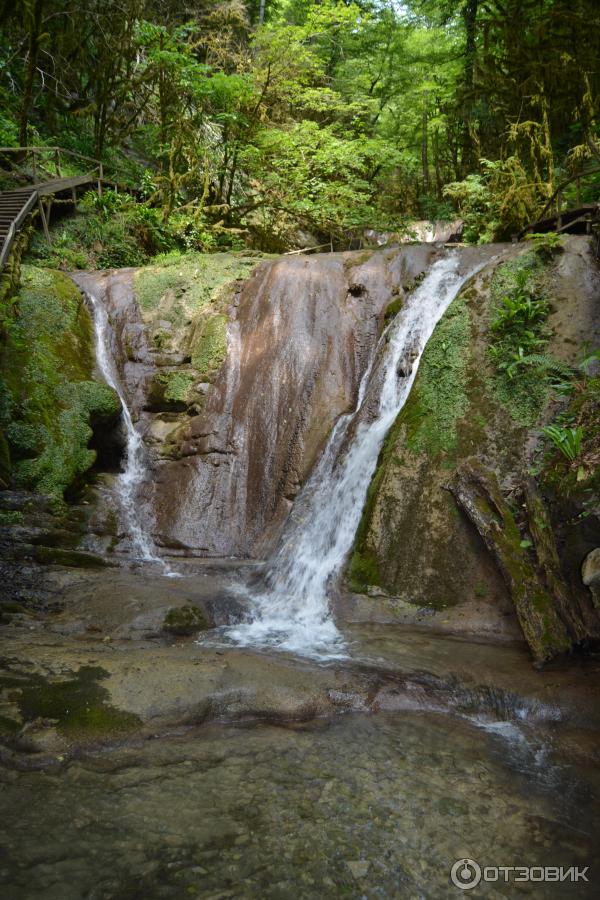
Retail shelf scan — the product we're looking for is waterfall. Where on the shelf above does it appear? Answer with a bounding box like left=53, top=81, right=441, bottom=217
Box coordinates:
left=85, top=290, right=167, bottom=569
left=227, top=252, right=488, bottom=657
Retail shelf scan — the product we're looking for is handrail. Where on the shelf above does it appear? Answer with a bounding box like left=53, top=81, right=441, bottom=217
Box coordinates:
left=0, top=146, right=102, bottom=166
left=0, top=191, right=37, bottom=271
left=535, top=166, right=600, bottom=222
left=0, top=221, right=16, bottom=270
left=0, top=145, right=142, bottom=272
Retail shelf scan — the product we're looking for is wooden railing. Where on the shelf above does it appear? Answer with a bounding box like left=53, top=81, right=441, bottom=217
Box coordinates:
left=536, top=166, right=600, bottom=222
left=0, top=145, right=104, bottom=185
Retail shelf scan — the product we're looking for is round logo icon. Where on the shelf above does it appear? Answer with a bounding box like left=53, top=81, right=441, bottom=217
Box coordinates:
left=450, top=858, right=482, bottom=890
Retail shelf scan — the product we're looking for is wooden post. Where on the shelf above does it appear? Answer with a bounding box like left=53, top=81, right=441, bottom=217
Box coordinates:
left=71, top=187, right=77, bottom=205
left=32, top=149, right=37, bottom=181
left=576, top=177, right=581, bottom=207
left=97, top=162, right=103, bottom=197
left=54, top=148, right=62, bottom=177
left=37, top=194, right=51, bottom=244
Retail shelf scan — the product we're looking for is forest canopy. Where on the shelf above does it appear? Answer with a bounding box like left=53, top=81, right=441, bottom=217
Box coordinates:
left=1, top=0, right=599, bottom=249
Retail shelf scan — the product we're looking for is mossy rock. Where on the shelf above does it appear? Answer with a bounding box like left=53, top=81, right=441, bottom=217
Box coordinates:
left=0, top=265, right=121, bottom=499
left=147, top=371, right=195, bottom=411
left=384, top=295, right=403, bottom=324
left=162, top=604, right=209, bottom=636
left=16, top=664, right=140, bottom=740
left=33, top=546, right=112, bottom=568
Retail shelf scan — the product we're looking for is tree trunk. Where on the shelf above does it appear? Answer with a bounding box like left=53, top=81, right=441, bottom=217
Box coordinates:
left=460, top=0, right=478, bottom=174
left=421, top=93, right=430, bottom=197
left=448, top=461, right=571, bottom=666
left=523, top=478, right=587, bottom=642
left=18, top=0, right=45, bottom=148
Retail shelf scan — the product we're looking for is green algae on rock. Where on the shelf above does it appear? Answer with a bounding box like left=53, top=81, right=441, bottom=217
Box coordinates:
left=17, top=664, right=140, bottom=740
left=162, top=604, right=209, bottom=636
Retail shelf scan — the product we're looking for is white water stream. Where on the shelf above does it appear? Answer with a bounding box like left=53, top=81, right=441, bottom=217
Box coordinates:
left=227, top=253, right=487, bottom=657
left=86, top=290, right=168, bottom=569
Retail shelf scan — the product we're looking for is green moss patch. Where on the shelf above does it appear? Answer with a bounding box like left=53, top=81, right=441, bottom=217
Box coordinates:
left=399, top=297, right=471, bottom=459
left=0, top=266, right=120, bottom=499
left=191, top=314, right=229, bottom=380
left=162, top=604, right=209, bottom=636
left=16, top=665, right=140, bottom=740
left=134, top=252, right=263, bottom=385
left=134, top=252, right=260, bottom=317
left=148, top=371, right=195, bottom=410
left=348, top=292, right=472, bottom=592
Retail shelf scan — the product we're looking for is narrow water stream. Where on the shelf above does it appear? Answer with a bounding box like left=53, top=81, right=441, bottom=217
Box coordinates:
left=227, top=253, right=490, bottom=657
left=85, top=290, right=167, bottom=569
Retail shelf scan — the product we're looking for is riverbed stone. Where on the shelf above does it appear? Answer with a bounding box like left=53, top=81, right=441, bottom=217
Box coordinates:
left=162, top=604, right=209, bottom=636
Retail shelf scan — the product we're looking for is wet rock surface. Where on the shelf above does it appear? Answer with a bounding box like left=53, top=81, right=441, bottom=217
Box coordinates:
left=75, top=247, right=443, bottom=557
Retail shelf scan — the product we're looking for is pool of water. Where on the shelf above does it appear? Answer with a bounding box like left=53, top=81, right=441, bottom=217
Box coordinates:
left=0, top=710, right=597, bottom=899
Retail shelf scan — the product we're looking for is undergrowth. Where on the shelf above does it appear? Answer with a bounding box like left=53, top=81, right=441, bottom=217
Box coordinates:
left=486, top=242, right=566, bottom=424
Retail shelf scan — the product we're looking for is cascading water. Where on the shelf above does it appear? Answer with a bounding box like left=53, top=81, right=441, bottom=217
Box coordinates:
left=85, top=290, right=167, bottom=569
left=227, top=252, right=490, bottom=657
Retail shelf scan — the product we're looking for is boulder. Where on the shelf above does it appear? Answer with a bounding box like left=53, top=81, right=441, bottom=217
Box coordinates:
left=162, top=604, right=209, bottom=636
left=582, top=549, right=600, bottom=609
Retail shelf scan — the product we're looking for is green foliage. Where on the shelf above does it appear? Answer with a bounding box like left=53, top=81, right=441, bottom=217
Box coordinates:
left=542, top=425, right=583, bottom=461
left=3, top=0, right=599, bottom=245
left=542, top=377, right=600, bottom=498
left=486, top=252, right=560, bottom=424
left=444, top=158, right=543, bottom=242
left=0, top=266, right=120, bottom=498
left=242, top=121, right=400, bottom=244
left=525, top=232, right=564, bottom=260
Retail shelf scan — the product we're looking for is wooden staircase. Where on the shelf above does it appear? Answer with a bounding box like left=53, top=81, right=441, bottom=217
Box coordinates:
left=0, top=188, right=38, bottom=269
left=0, top=146, right=135, bottom=271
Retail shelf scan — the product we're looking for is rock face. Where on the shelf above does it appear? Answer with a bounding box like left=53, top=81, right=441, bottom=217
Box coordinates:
left=347, top=236, right=600, bottom=648
left=75, top=246, right=440, bottom=556
left=582, top=549, right=600, bottom=609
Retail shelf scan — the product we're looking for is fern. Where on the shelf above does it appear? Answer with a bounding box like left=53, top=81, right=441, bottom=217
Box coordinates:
left=516, top=353, right=574, bottom=378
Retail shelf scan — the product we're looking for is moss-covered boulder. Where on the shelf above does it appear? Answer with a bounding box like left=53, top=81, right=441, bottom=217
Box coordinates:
left=0, top=266, right=120, bottom=499
left=162, top=604, right=209, bottom=636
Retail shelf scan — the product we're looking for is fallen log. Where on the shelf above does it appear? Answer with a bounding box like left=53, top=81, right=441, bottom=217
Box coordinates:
left=448, top=461, right=571, bottom=666
left=523, top=477, right=587, bottom=643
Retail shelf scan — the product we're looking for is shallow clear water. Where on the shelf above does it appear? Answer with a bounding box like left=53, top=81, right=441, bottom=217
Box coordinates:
left=0, top=711, right=597, bottom=899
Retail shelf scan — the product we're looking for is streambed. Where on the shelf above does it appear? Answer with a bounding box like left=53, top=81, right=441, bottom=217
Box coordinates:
left=0, top=710, right=598, bottom=899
